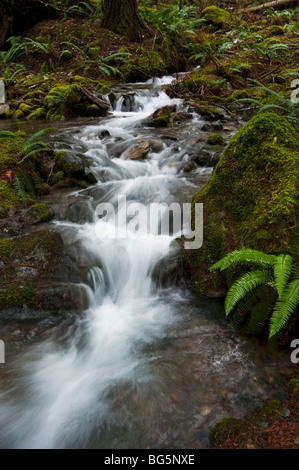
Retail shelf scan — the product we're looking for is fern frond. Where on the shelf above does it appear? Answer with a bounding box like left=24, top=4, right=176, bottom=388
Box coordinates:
left=225, top=269, right=274, bottom=316
left=273, top=254, right=293, bottom=299
left=13, top=172, right=27, bottom=202
left=209, top=249, right=277, bottom=273
left=269, top=278, right=299, bottom=339
left=0, top=130, right=17, bottom=139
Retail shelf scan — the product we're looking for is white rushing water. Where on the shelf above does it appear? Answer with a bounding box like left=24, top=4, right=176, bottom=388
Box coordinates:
left=0, top=77, right=196, bottom=448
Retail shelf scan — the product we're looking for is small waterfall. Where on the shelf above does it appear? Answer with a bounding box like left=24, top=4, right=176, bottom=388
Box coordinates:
left=0, top=74, right=293, bottom=450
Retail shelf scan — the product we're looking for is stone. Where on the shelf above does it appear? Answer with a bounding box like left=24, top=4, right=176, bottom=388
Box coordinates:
left=0, top=104, right=9, bottom=117
left=124, top=140, right=150, bottom=160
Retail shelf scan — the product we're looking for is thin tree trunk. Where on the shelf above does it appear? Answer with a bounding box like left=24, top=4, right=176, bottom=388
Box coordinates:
left=101, top=0, right=143, bottom=41
left=240, top=0, right=299, bottom=13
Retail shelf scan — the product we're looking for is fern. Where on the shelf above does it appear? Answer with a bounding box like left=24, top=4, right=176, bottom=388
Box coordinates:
left=273, top=254, right=293, bottom=299
left=224, top=269, right=274, bottom=316
left=269, top=279, right=299, bottom=338
left=18, top=128, right=52, bottom=164
left=209, top=248, right=276, bottom=273
left=14, top=172, right=27, bottom=202
left=211, top=249, right=299, bottom=345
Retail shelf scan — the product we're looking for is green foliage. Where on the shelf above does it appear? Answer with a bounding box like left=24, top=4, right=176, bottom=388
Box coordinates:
left=188, top=37, right=232, bottom=68
left=210, top=249, right=299, bottom=343
left=139, top=4, right=201, bottom=39
left=17, top=128, right=51, bottom=164
left=238, top=79, right=299, bottom=126
left=61, top=41, right=131, bottom=77
left=0, top=36, right=52, bottom=64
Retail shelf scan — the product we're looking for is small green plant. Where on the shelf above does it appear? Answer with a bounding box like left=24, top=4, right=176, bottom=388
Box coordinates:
left=0, top=129, right=51, bottom=164
left=210, top=249, right=299, bottom=343
left=18, top=128, right=51, bottom=164
left=61, top=41, right=130, bottom=77
left=0, top=36, right=52, bottom=63
left=188, top=37, right=232, bottom=69
left=238, top=79, right=299, bottom=126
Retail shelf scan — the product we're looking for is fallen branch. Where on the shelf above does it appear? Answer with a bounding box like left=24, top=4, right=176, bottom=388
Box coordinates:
left=81, top=87, right=109, bottom=111
left=240, top=0, right=299, bottom=13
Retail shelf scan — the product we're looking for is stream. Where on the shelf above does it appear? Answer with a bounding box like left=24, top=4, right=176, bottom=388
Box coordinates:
left=0, top=75, right=296, bottom=449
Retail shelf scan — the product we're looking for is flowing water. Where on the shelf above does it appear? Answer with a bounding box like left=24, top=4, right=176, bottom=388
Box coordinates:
left=0, top=76, right=296, bottom=449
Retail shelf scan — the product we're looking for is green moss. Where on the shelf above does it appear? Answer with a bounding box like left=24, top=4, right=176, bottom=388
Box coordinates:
left=39, top=183, right=51, bottom=195
left=0, top=238, right=16, bottom=262
left=14, top=110, right=25, bottom=119
left=261, top=25, right=284, bottom=38
left=28, top=203, right=51, bottom=222
left=190, top=113, right=299, bottom=294
left=207, top=133, right=224, bottom=145
left=18, top=103, right=31, bottom=115
left=147, top=115, right=170, bottom=128
left=27, top=107, right=47, bottom=120
left=0, top=181, right=21, bottom=218
left=209, top=417, right=245, bottom=447
left=259, top=398, right=282, bottom=416
left=5, top=109, right=14, bottom=119
left=202, top=6, right=233, bottom=29
left=0, top=281, right=36, bottom=309
left=51, top=171, right=64, bottom=184
left=228, top=89, right=250, bottom=101
left=0, top=132, right=24, bottom=168
left=288, top=376, right=299, bottom=399
left=121, top=47, right=166, bottom=82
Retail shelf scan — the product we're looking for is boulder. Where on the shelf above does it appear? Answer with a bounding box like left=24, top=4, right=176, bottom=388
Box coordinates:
left=124, top=140, right=150, bottom=160
left=189, top=113, right=299, bottom=294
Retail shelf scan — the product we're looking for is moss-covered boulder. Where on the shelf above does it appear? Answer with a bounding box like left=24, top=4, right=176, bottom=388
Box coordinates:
left=144, top=105, right=177, bottom=128
left=0, top=229, right=90, bottom=315
left=121, top=47, right=166, bottom=82
left=202, top=6, right=234, bottom=30
left=189, top=113, right=299, bottom=294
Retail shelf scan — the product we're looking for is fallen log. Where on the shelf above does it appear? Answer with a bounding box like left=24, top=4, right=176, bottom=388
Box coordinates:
left=240, top=0, right=299, bottom=13
left=80, top=87, right=109, bottom=111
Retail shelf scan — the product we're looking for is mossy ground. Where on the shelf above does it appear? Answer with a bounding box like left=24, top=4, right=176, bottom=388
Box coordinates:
left=210, top=376, right=299, bottom=449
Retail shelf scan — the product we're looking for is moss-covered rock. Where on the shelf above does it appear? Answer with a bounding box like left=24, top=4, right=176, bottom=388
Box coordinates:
left=27, top=107, right=47, bottom=120
left=206, top=133, right=224, bottom=145
left=121, top=47, right=166, bottom=82
left=0, top=181, right=21, bottom=218
left=189, top=113, right=299, bottom=294
left=261, top=25, right=284, bottom=38
left=202, top=6, right=233, bottom=30
left=288, top=376, right=299, bottom=399
left=23, top=203, right=52, bottom=224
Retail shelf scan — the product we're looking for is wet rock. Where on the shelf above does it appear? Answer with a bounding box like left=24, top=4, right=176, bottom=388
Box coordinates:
left=0, top=229, right=94, bottom=315
left=181, top=161, right=197, bottom=173
left=149, top=138, right=164, bottom=153
left=151, top=242, right=189, bottom=288
left=36, top=282, right=90, bottom=312
left=56, top=153, right=85, bottom=177
left=65, top=200, right=94, bottom=224
left=21, top=203, right=52, bottom=226
left=0, top=104, right=10, bottom=117
left=144, top=105, right=177, bottom=128
left=124, top=140, right=150, bottom=160
left=98, top=130, right=110, bottom=139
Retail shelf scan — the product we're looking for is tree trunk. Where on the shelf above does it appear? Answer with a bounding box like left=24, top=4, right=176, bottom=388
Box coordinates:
left=240, top=0, right=299, bottom=12
left=101, top=0, right=143, bottom=41
left=0, top=0, right=57, bottom=49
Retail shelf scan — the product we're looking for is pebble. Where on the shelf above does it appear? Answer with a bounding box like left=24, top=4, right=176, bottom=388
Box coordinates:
left=280, top=407, right=291, bottom=418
